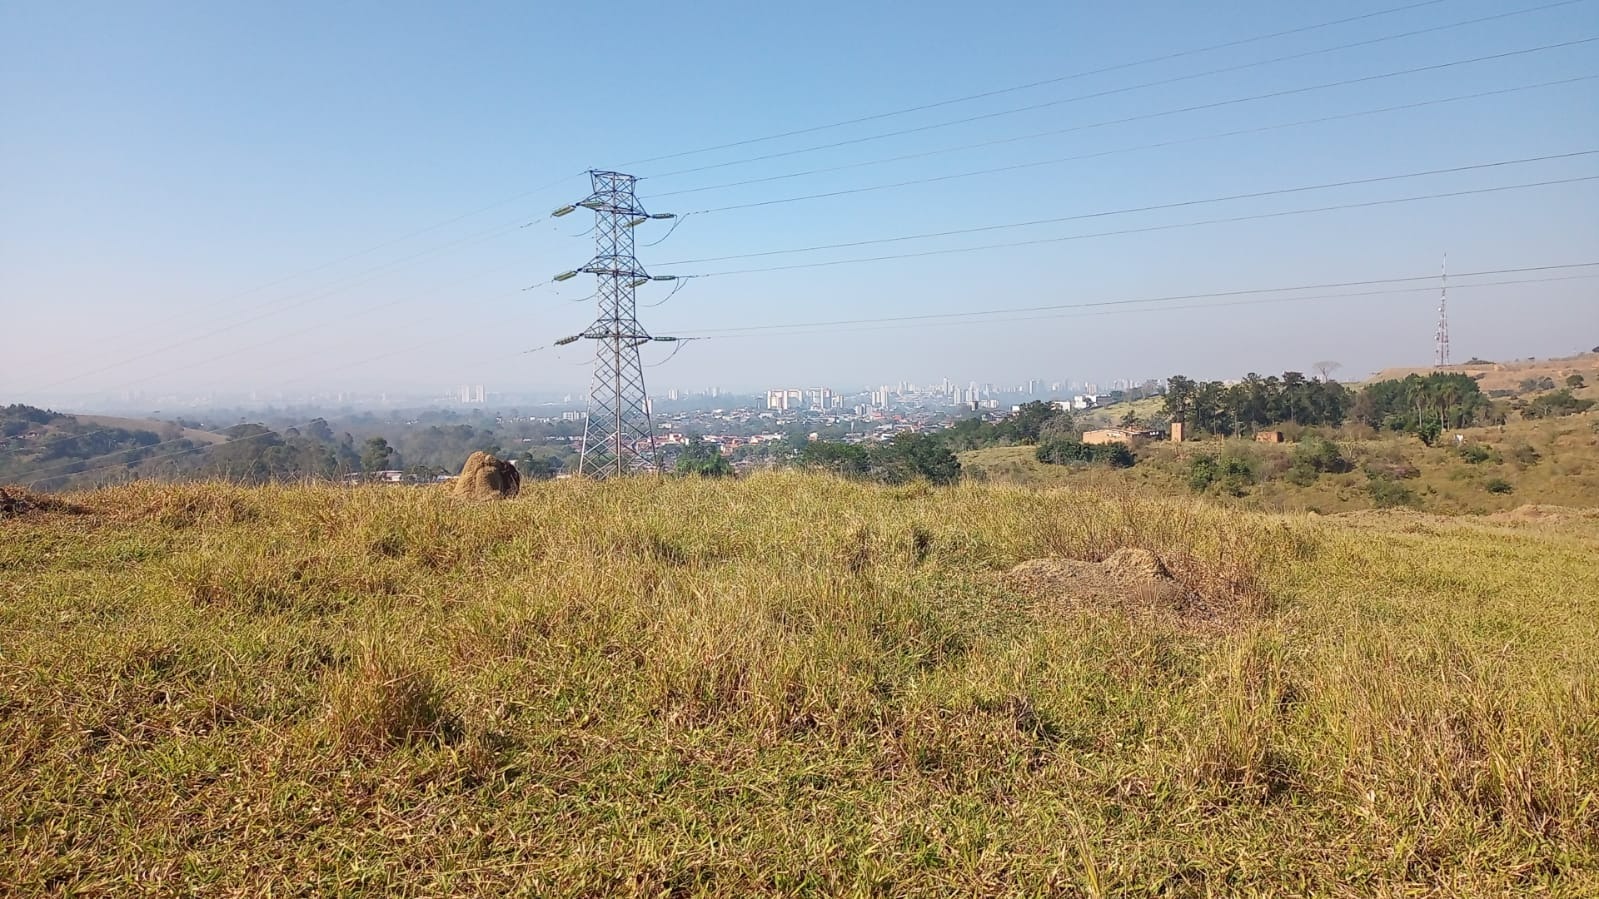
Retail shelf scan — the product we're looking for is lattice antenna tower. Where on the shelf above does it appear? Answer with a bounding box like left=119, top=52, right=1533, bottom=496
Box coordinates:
left=1434, top=252, right=1450, bottom=367
left=550, top=171, right=681, bottom=478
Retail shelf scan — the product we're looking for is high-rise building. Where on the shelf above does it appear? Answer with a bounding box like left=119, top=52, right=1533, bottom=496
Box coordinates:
left=767, top=388, right=806, bottom=411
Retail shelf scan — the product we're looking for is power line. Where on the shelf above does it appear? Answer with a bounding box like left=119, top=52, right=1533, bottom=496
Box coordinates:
left=23, top=266, right=1592, bottom=488
left=678, top=273, right=1599, bottom=342
left=102, top=261, right=541, bottom=396
left=657, top=151, right=1596, bottom=266
left=663, top=175, right=1599, bottom=278
left=653, top=76, right=1597, bottom=207
left=109, top=170, right=586, bottom=340
left=620, top=0, right=1456, bottom=167
left=667, top=263, right=1599, bottom=336
left=641, top=23, right=1597, bottom=180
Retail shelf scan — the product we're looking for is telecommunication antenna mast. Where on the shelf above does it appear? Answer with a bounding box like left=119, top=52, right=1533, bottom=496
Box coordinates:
left=1434, top=253, right=1450, bottom=367
left=550, top=171, right=680, bottom=478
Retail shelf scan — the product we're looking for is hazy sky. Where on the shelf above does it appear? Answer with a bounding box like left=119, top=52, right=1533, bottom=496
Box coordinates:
left=3, top=0, right=1596, bottom=405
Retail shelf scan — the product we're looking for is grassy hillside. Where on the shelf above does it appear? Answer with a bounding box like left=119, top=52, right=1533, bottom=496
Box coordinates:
left=72, top=414, right=230, bottom=446
left=3, top=475, right=1596, bottom=895
left=964, top=415, right=1599, bottom=513
left=1369, top=351, right=1599, bottom=393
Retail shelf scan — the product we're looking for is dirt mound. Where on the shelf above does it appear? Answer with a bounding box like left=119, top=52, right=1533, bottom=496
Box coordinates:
left=0, top=486, right=83, bottom=520
left=1005, top=547, right=1231, bottom=628
left=450, top=452, right=520, bottom=500
left=1486, top=504, right=1599, bottom=524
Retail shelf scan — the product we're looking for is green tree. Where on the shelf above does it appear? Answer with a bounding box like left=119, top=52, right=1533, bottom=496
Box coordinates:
left=1565, top=373, right=1586, bottom=389
left=1005, top=401, right=1065, bottom=445
left=675, top=435, right=734, bottom=478
left=361, top=437, right=394, bottom=473
left=867, top=433, right=960, bottom=485
left=1523, top=389, right=1594, bottom=419
left=798, top=440, right=870, bottom=477
left=1163, top=375, right=1196, bottom=422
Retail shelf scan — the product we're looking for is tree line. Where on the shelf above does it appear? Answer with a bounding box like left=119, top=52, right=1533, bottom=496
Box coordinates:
left=1163, top=372, right=1350, bottom=435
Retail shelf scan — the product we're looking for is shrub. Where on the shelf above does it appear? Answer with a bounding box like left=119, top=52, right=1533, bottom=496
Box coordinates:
left=1485, top=478, right=1514, bottom=495
left=1455, top=443, right=1496, bottom=465
left=1509, top=444, right=1542, bottom=466
left=1190, top=451, right=1257, bottom=496
left=1367, top=477, right=1418, bottom=508
left=1292, top=437, right=1348, bottom=474
left=1284, top=465, right=1319, bottom=487
left=1035, top=439, right=1134, bottom=468
left=1523, top=389, right=1594, bottom=420
left=1363, top=460, right=1420, bottom=481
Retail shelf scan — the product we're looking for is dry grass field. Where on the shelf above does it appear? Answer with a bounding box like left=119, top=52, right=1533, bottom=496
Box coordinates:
left=2, top=474, right=1596, bottom=895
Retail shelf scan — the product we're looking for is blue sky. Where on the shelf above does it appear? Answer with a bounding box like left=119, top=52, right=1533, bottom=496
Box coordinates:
left=2, top=0, right=1596, bottom=403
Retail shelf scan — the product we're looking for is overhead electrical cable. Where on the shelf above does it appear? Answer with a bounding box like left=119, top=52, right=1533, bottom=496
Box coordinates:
left=658, top=152, right=1598, bottom=266
left=664, top=263, right=1599, bottom=335
left=652, top=75, right=1596, bottom=204
left=22, top=265, right=1592, bottom=488
left=619, top=0, right=1457, bottom=166
left=120, top=169, right=586, bottom=338
left=641, top=21, right=1597, bottom=180
left=672, top=274, right=1599, bottom=342
left=662, top=175, right=1599, bottom=278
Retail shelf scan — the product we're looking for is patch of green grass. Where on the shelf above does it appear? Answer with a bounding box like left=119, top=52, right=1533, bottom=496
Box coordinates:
left=1, top=476, right=1595, bottom=894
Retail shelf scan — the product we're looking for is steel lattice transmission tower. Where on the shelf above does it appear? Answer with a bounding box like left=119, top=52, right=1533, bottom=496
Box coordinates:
left=1434, top=253, right=1450, bottom=367
left=550, top=171, right=681, bottom=478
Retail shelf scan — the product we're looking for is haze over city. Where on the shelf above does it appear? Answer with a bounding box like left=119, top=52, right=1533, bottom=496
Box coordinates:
left=3, top=0, right=1597, bottom=407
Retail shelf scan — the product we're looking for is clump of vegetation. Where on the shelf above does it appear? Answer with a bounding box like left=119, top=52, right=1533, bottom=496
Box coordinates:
left=940, top=401, right=1075, bottom=450
left=797, top=432, right=961, bottom=485
left=1035, top=439, right=1134, bottom=468
left=1352, top=372, right=1494, bottom=444
left=1455, top=442, right=1498, bottom=465
left=1522, top=389, right=1594, bottom=420
left=1485, top=477, right=1515, bottom=495
left=326, top=647, right=461, bottom=755
left=1189, top=452, right=1258, bottom=495
left=1508, top=443, right=1543, bottom=467
left=1285, top=436, right=1348, bottom=485
left=674, top=434, right=734, bottom=477
left=1366, top=475, right=1419, bottom=508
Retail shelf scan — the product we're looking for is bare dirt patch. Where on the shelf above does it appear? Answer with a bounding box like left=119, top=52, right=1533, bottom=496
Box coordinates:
left=1486, top=504, right=1599, bottom=525
left=1005, top=547, right=1241, bottom=630
left=0, top=486, right=84, bottom=520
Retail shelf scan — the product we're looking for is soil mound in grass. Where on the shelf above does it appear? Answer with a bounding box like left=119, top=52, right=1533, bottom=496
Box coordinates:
left=1005, top=548, right=1229, bottom=627
left=1487, top=504, right=1599, bottom=524
left=0, top=486, right=81, bottom=519
left=450, top=452, right=520, bottom=500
